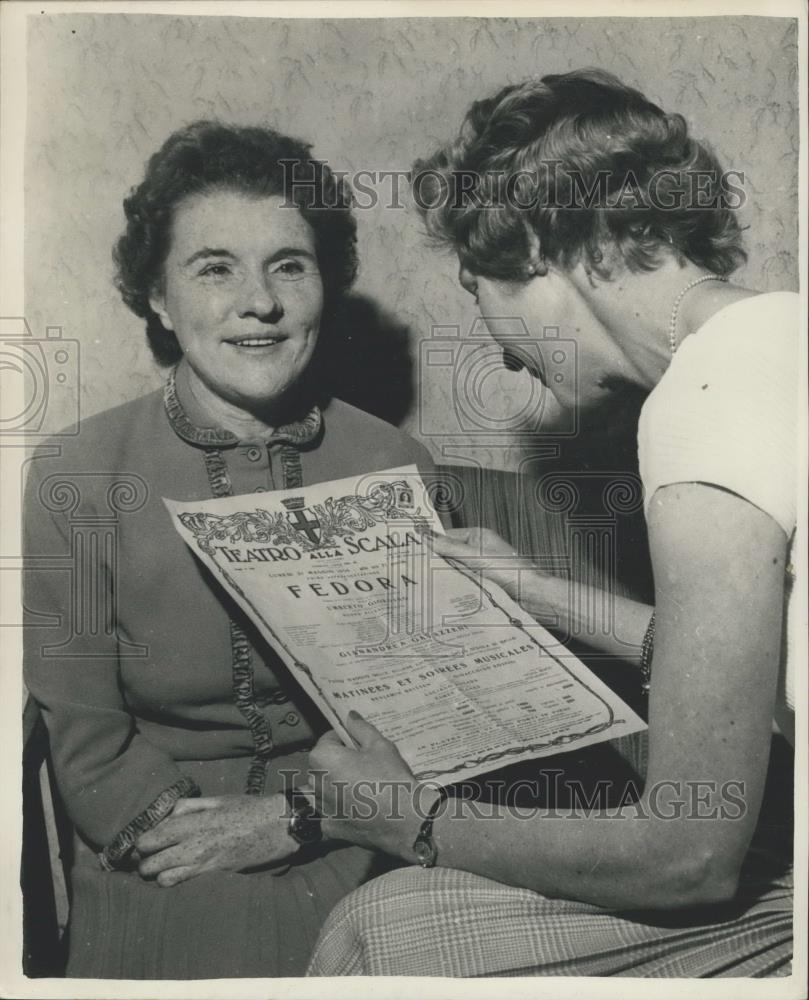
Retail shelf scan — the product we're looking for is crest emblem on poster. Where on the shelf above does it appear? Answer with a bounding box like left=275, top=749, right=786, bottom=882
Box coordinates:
left=281, top=497, right=322, bottom=545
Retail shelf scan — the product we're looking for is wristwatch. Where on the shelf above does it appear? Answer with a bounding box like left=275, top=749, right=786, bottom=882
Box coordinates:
left=412, top=788, right=448, bottom=868
left=284, top=787, right=323, bottom=846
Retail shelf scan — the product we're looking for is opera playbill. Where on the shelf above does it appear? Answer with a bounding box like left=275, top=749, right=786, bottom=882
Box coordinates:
left=166, top=466, right=645, bottom=786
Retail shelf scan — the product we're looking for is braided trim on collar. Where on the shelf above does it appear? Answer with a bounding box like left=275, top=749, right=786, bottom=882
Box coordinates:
left=164, top=367, right=322, bottom=449
left=164, top=368, right=238, bottom=447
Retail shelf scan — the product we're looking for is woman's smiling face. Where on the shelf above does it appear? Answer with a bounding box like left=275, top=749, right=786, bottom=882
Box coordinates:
left=150, top=188, right=324, bottom=415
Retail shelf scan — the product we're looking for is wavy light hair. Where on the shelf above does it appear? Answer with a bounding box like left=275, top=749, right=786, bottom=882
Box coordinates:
left=413, top=69, right=746, bottom=282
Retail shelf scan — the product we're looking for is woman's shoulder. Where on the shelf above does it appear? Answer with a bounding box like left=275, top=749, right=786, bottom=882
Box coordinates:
left=646, top=290, right=799, bottom=413
left=321, top=396, right=434, bottom=468
left=28, top=384, right=167, bottom=472
left=638, top=290, right=799, bottom=535
left=685, top=290, right=799, bottom=362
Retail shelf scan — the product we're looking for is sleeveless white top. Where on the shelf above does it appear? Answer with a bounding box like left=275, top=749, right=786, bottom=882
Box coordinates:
left=637, top=291, right=800, bottom=743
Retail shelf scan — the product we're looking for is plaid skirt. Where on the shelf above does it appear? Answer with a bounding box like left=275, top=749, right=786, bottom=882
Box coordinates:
left=308, top=736, right=794, bottom=978
left=307, top=860, right=793, bottom=978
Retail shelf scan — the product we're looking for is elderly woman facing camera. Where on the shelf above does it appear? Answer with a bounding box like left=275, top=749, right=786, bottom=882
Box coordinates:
left=23, top=122, right=432, bottom=979
left=306, top=71, right=798, bottom=977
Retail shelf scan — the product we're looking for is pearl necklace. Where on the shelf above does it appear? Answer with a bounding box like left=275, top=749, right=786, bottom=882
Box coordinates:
left=669, top=274, right=728, bottom=355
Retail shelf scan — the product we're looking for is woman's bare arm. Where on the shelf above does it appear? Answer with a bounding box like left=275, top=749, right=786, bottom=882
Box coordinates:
left=312, top=482, right=788, bottom=910
left=431, top=527, right=653, bottom=662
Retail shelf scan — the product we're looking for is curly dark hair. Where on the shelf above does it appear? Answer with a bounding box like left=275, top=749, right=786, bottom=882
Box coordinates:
left=114, top=120, right=358, bottom=365
left=412, top=69, right=746, bottom=282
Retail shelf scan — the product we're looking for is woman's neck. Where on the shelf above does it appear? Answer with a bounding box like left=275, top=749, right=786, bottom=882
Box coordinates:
left=175, top=361, right=283, bottom=441
left=576, top=258, right=757, bottom=391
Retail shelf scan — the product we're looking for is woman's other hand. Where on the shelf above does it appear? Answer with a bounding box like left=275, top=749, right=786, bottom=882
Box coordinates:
left=428, top=526, right=525, bottom=598
left=134, top=793, right=298, bottom=887
left=308, top=712, right=436, bottom=862
left=429, top=527, right=566, bottom=625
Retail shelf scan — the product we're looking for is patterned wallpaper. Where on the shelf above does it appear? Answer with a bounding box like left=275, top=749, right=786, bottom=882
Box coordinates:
left=25, top=14, right=799, bottom=469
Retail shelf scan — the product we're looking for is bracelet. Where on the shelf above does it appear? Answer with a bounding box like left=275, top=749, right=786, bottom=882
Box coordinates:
left=640, top=611, right=656, bottom=695
left=412, top=788, right=448, bottom=868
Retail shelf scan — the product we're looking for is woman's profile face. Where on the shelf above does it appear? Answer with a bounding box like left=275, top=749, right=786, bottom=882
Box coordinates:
left=150, top=188, right=324, bottom=414
left=459, top=259, right=628, bottom=413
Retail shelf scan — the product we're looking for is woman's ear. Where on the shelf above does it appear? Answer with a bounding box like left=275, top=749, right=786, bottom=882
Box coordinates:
left=148, top=287, right=173, bottom=331
left=524, top=226, right=548, bottom=277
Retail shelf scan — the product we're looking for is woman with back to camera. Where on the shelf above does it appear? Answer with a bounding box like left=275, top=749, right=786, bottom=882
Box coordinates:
left=23, top=121, right=433, bottom=978
left=305, top=70, right=798, bottom=977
